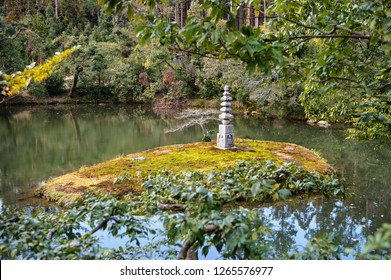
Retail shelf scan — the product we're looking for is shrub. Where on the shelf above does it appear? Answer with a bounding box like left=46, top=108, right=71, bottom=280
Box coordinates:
left=44, top=71, right=64, bottom=96
left=29, top=83, right=49, bottom=99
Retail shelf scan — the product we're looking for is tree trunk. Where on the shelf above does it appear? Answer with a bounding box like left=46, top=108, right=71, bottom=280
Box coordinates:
left=263, top=0, right=267, bottom=26
left=54, top=0, right=58, bottom=18
left=69, top=66, right=83, bottom=98
left=236, top=4, right=245, bottom=29
left=246, top=4, right=252, bottom=26
left=36, top=0, right=41, bottom=14
left=175, top=1, right=179, bottom=26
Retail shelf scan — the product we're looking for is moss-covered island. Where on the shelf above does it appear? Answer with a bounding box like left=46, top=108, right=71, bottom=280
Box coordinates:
left=35, top=138, right=334, bottom=206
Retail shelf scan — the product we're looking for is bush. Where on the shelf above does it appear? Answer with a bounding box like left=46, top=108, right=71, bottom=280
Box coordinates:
left=44, top=71, right=64, bottom=96
left=138, top=81, right=167, bottom=103
left=29, top=83, right=49, bottom=99
left=166, top=80, right=194, bottom=100
left=113, top=71, right=143, bottom=102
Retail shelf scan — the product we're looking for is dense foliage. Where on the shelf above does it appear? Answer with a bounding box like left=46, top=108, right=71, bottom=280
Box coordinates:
left=2, top=160, right=386, bottom=260
left=1, top=161, right=389, bottom=260
left=0, top=1, right=207, bottom=104
left=0, top=1, right=390, bottom=142
left=99, top=0, right=391, bottom=142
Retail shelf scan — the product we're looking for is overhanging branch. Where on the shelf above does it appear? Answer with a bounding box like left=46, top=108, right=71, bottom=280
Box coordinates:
left=88, top=216, right=121, bottom=235
left=313, top=76, right=361, bottom=85
left=157, top=202, right=186, bottom=211
left=288, top=34, right=372, bottom=41
left=278, top=17, right=388, bottom=44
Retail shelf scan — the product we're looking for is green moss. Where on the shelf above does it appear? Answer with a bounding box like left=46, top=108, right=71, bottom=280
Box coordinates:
left=35, top=139, right=333, bottom=206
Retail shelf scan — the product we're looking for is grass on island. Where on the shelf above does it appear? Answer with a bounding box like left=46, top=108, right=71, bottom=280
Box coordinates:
left=35, top=138, right=333, bottom=206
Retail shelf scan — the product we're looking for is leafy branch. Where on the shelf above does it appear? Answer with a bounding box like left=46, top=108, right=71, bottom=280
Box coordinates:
left=1, top=46, right=80, bottom=103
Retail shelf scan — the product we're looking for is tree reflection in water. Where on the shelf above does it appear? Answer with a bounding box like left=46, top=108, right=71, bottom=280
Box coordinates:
left=258, top=198, right=372, bottom=258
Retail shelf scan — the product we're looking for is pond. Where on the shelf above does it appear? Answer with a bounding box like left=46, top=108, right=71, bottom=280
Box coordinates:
left=0, top=104, right=390, bottom=258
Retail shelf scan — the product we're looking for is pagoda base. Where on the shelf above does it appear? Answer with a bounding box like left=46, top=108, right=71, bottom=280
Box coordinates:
left=216, top=124, right=235, bottom=150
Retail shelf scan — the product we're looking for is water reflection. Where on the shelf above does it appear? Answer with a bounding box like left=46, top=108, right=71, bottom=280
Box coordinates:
left=0, top=105, right=202, bottom=207
left=257, top=198, right=366, bottom=258
left=0, top=105, right=390, bottom=257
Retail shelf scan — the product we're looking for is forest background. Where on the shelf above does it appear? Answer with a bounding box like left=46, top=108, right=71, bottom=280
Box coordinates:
left=1, top=0, right=390, bottom=144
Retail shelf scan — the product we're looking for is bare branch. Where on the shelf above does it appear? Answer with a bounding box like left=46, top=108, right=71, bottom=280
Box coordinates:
left=174, top=109, right=220, bottom=120
left=165, top=109, right=219, bottom=135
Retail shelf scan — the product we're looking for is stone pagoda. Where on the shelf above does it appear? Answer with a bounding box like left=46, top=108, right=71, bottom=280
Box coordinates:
left=216, top=85, right=235, bottom=149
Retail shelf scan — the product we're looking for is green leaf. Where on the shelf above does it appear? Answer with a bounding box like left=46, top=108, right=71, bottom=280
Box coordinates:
left=251, top=182, right=261, bottom=196
left=320, top=82, right=337, bottom=94
left=278, top=189, right=292, bottom=200
left=126, top=4, right=134, bottom=19
left=134, top=25, right=147, bottom=37
left=202, top=245, right=209, bottom=256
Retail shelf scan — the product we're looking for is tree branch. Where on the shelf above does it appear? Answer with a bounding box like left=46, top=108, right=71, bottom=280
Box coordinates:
left=171, top=41, right=219, bottom=60
left=377, top=82, right=391, bottom=91
left=46, top=229, right=57, bottom=239
left=288, top=34, right=372, bottom=40
left=157, top=202, right=186, bottom=211
left=5, top=216, right=20, bottom=223
left=279, top=17, right=388, bottom=44
left=165, top=109, right=219, bottom=134
left=313, top=76, right=361, bottom=85
left=177, top=224, right=217, bottom=260
left=281, top=16, right=325, bottom=31
left=178, top=239, right=198, bottom=260
left=334, top=25, right=368, bottom=37
left=204, top=224, right=218, bottom=233
left=88, top=216, right=121, bottom=235
left=219, top=38, right=235, bottom=56
left=0, top=93, right=22, bottom=104
left=0, top=28, right=26, bottom=45
left=283, top=38, right=311, bottom=51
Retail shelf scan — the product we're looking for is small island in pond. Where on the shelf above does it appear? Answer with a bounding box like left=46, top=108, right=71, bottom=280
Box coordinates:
left=35, top=138, right=336, bottom=206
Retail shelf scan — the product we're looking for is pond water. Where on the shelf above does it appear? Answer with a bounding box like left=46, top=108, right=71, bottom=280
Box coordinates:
left=0, top=104, right=390, bottom=258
